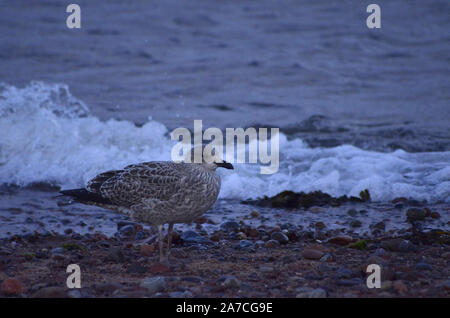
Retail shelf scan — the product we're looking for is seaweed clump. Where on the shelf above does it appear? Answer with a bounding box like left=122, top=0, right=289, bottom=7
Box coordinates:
left=241, top=189, right=371, bottom=209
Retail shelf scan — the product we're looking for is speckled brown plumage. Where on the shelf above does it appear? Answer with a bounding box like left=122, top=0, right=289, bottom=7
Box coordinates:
left=60, top=156, right=234, bottom=262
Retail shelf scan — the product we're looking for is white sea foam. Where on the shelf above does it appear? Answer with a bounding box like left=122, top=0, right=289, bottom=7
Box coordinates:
left=0, top=82, right=449, bottom=203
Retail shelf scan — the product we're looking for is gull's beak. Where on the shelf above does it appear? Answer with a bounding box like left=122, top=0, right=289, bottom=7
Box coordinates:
left=216, top=161, right=234, bottom=170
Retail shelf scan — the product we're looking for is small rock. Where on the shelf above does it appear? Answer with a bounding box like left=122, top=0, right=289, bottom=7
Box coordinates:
left=180, top=231, right=212, bottom=244
left=250, top=211, right=259, bottom=218
left=236, top=232, right=247, bottom=240
left=381, top=239, right=415, bottom=252
left=302, top=249, right=324, bottom=260
left=319, top=253, right=332, bottom=262
left=337, top=278, right=362, bottom=286
left=350, top=220, right=362, bottom=228
left=169, top=291, right=193, bottom=298
left=430, top=212, right=440, bottom=219
left=222, top=276, right=240, bottom=289
left=140, top=244, right=155, bottom=257
left=315, top=222, right=326, bottom=230
left=1, top=278, right=23, bottom=296
left=270, top=232, right=289, bottom=244
left=104, top=247, right=125, bottom=262
left=259, top=266, right=274, bottom=273
left=393, top=280, right=408, bottom=294
left=149, top=263, right=171, bottom=274
left=119, top=224, right=135, bottom=236
left=140, top=277, right=166, bottom=294
left=264, top=240, right=280, bottom=248
left=415, top=262, right=432, bottom=271
left=328, top=235, right=354, bottom=246
left=296, top=287, right=327, bottom=298
left=51, top=247, right=65, bottom=255
left=372, top=221, right=386, bottom=231
left=239, top=240, right=253, bottom=249
left=347, top=209, right=357, bottom=217
left=220, top=221, right=240, bottom=232
left=406, top=208, right=427, bottom=221
left=67, top=290, right=82, bottom=298
left=336, top=267, right=356, bottom=279
left=32, top=286, right=67, bottom=298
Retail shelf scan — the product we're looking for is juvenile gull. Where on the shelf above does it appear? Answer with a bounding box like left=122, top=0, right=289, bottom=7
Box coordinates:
left=60, top=151, right=233, bottom=262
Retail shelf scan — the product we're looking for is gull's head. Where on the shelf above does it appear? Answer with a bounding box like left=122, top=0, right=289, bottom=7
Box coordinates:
left=184, top=146, right=234, bottom=171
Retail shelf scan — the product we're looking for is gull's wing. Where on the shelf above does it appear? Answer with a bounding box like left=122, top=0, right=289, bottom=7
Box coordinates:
left=86, top=162, right=185, bottom=207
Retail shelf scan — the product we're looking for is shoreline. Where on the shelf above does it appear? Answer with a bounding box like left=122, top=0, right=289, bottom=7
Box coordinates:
left=0, top=222, right=449, bottom=298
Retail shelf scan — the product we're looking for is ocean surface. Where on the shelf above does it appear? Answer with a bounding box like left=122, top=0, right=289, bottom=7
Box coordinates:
left=0, top=0, right=449, bottom=238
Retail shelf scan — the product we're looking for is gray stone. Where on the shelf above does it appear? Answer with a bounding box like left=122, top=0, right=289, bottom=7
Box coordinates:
left=180, top=231, right=213, bottom=244
left=406, top=208, right=427, bottom=221
left=271, top=232, right=289, bottom=244
left=220, top=221, right=240, bottom=232
left=415, top=262, right=432, bottom=271
left=296, top=287, right=327, bottom=298
left=222, top=276, right=240, bottom=289
left=140, top=276, right=166, bottom=294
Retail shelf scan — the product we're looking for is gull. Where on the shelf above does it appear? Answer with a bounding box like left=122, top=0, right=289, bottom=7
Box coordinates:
left=60, top=150, right=233, bottom=263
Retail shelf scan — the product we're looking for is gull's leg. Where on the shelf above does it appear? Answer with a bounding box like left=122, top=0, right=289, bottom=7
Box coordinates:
left=158, top=224, right=164, bottom=263
left=167, top=223, right=174, bottom=258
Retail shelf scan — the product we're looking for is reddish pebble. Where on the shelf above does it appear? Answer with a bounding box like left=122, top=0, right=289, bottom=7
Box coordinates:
left=140, top=244, right=155, bottom=257
left=149, top=263, right=171, bottom=274
left=1, top=278, right=23, bottom=295
left=430, top=212, right=440, bottom=219
left=264, top=240, right=280, bottom=248
left=327, top=235, right=354, bottom=246
left=302, top=249, right=324, bottom=260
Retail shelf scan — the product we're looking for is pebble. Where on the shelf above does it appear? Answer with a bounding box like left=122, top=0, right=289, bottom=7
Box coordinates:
left=140, top=244, right=155, bottom=257
left=32, top=286, right=67, bottom=298
left=119, top=224, right=135, bottom=236
left=250, top=211, right=259, bottom=218
left=239, top=240, right=254, bottom=249
left=220, top=221, right=240, bottom=232
left=381, top=239, right=415, bottom=252
left=327, top=235, right=354, bottom=246
left=67, top=289, right=82, bottom=298
left=264, top=240, right=280, bottom=248
left=319, top=253, right=333, bottom=262
left=1, top=278, right=23, bottom=296
left=336, top=267, right=356, bottom=279
left=347, top=209, right=357, bottom=217
left=259, top=266, right=274, bottom=273
left=315, top=222, right=326, bottom=230
left=169, top=291, right=193, bottom=298
left=295, top=287, right=327, bottom=298
left=415, top=262, right=432, bottom=271
left=270, top=232, right=289, bottom=244
left=430, top=212, right=440, bottom=219
left=180, top=231, right=213, bottom=244
left=393, top=280, right=408, bottom=294
left=104, top=247, right=125, bottom=262
left=406, top=208, right=427, bottom=221
left=372, top=221, right=386, bottom=231
left=51, top=247, right=65, bottom=255
left=140, top=277, right=166, bottom=294
left=350, top=220, right=362, bottom=228
left=302, top=249, right=324, bottom=260
left=222, top=276, right=241, bottom=289
left=337, top=278, right=362, bottom=286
